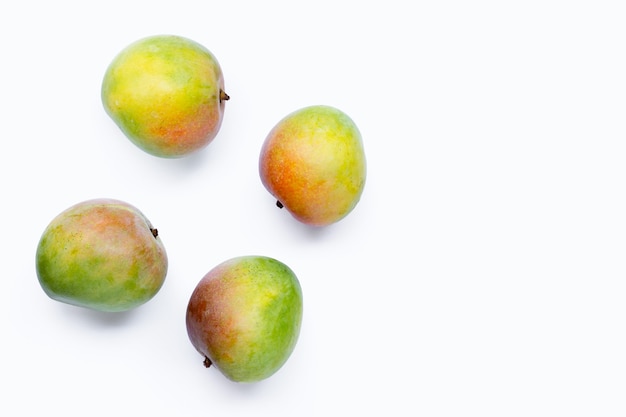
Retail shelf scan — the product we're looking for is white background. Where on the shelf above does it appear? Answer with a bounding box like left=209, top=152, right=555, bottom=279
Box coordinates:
left=2, top=1, right=626, bottom=415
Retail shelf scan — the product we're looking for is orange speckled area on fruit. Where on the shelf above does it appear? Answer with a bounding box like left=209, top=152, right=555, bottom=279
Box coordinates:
left=102, top=35, right=225, bottom=158
left=259, top=105, right=366, bottom=226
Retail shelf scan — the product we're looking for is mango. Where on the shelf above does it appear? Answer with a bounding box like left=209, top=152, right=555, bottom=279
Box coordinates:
left=186, top=256, right=303, bottom=382
left=259, top=105, right=366, bottom=226
left=101, top=34, right=229, bottom=158
left=35, top=198, right=168, bottom=312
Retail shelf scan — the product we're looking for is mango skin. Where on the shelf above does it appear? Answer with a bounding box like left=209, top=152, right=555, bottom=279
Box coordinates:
left=186, top=256, right=303, bottom=383
left=35, top=199, right=168, bottom=312
left=101, top=35, right=227, bottom=158
left=259, top=105, right=366, bottom=227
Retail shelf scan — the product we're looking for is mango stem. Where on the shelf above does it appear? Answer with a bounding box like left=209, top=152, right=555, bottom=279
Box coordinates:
left=203, top=356, right=212, bottom=368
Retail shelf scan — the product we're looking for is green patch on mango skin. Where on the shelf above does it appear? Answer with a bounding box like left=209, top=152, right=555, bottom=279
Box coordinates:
left=35, top=198, right=168, bottom=312
left=186, top=256, right=303, bottom=383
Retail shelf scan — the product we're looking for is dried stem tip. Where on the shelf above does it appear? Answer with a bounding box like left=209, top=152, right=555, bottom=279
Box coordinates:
left=220, top=90, right=230, bottom=102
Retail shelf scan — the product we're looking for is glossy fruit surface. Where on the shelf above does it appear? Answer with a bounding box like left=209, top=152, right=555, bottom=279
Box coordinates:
left=259, top=105, right=366, bottom=226
left=102, top=34, right=228, bottom=158
left=186, top=256, right=303, bottom=382
left=35, top=198, right=168, bottom=312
